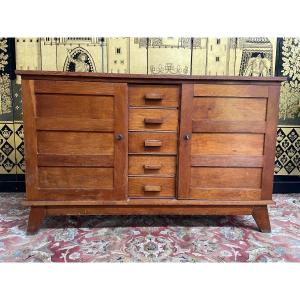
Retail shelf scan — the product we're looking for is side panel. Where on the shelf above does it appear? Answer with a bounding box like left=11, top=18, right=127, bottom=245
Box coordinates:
left=261, top=86, right=281, bottom=200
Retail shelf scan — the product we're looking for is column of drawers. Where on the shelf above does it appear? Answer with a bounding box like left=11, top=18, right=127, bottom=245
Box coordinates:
left=128, top=85, right=180, bottom=198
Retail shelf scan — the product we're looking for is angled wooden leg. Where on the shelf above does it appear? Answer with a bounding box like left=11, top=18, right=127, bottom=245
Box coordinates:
left=27, top=207, right=46, bottom=234
left=252, top=206, right=271, bottom=233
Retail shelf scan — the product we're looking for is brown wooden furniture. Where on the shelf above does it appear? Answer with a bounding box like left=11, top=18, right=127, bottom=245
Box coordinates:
left=16, top=71, right=285, bottom=233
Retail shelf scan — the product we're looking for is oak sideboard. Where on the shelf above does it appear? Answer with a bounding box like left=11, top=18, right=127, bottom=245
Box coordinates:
left=16, top=70, right=285, bottom=233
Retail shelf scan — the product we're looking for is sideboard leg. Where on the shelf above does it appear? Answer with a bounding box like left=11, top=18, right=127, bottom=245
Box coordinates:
left=27, top=207, right=46, bottom=234
left=252, top=206, right=271, bottom=233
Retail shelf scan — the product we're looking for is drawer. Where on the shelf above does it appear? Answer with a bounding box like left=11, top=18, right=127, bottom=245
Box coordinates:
left=129, top=155, right=176, bottom=176
left=129, top=108, right=178, bottom=131
left=129, top=177, right=175, bottom=198
left=129, top=85, right=179, bottom=107
left=129, top=132, right=177, bottom=154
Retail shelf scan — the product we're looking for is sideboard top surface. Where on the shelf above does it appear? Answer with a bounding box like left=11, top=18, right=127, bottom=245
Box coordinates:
left=16, top=70, right=286, bottom=84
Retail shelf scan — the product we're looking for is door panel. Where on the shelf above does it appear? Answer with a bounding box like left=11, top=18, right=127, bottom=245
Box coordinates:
left=38, top=167, right=114, bottom=189
left=193, top=84, right=268, bottom=97
left=189, top=188, right=261, bottom=201
left=191, top=133, right=264, bottom=155
left=37, top=132, right=114, bottom=155
left=178, top=83, right=270, bottom=201
left=36, top=94, right=114, bottom=119
left=23, top=80, right=128, bottom=202
left=190, top=167, right=262, bottom=188
left=192, top=98, right=267, bottom=121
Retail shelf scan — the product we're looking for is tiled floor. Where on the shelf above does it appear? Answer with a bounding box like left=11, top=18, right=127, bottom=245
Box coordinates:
left=0, top=193, right=299, bottom=262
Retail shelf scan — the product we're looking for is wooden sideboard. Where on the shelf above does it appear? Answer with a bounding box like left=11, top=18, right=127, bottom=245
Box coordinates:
left=16, top=71, right=285, bottom=233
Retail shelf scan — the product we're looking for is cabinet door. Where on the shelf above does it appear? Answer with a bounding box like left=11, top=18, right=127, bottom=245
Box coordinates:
left=178, top=83, right=280, bottom=203
left=22, top=79, right=128, bottom=202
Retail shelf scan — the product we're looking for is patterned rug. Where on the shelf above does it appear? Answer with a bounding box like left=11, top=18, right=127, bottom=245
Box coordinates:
left=0, top=193, right=299, bottom=262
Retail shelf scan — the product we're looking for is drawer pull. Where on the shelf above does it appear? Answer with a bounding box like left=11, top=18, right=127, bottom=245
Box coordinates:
left=144, top=118, right=164, bottom=124
left=143, top=164, right=162, bottom=170
left=184, top=134, right=191, bottom=141
left=144, top=185, right=161, bottom=192
left=116, top=133, right=124, bottom=141
left=144, top=93, right=164, bottom=101
left=144, top=139, right=162, bottom=147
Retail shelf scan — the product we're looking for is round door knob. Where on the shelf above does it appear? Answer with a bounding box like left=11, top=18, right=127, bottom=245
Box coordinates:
left=116, top=133, right=124, bottom=141
left=184, top=134, right=191, bottom=140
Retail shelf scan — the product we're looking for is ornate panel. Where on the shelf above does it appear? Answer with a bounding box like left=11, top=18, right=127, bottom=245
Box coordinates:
left=0, top=38, right=9, bottom=72
left=192, top=37, right=277, bottom=76
left=15, top=38, right=106, bottom=81
left=14, top=122, right=24, bottom=175
left=129, top=38, right=147, bottom=74
left=0, top=74, right=13, bottom=120
left=0, top=38, right=18, bottom=177
left=275, top=126, right=300, bottom=175
left=0, top=38, right=14, bottom=121
left=276, top=38, right=300, bottom=125
left=148, top=38, right=191, bottom=75
left=0, top=122, right=17, bottom=175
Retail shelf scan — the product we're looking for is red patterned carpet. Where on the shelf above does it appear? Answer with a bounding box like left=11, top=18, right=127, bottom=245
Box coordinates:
left=0, top=193, right=299, bottom=262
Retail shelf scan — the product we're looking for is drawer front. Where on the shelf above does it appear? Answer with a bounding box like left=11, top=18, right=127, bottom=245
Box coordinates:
left=129, top=177, right=175, bottom=198
left=129, top=132, right=177, bottom=154
left=129, top=85, right=179, bottom=107
left=129, top=155, right=176, bottom=176
left=129, top=108, right=178, bottom=131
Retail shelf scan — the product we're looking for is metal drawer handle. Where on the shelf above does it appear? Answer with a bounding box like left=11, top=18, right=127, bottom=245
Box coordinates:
left=144, top=118, right=164, bottom=125
left=143, top=164, right=162, bottom=170
left=144, top=93, right=164, bottom=101
left=144, top=185, right=161, bottom=192
left=184, top=134, right=191, bottom=141
left=116, top=133, right=124, bottom=141
left=144, top=139, right=162, bottom=147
